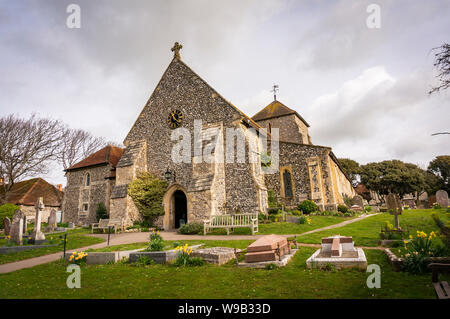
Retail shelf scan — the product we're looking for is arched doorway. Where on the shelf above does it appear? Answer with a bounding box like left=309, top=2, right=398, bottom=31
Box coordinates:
left=163, top=185, right=189, bottom=230
left=173, top=190, right=187, bottom=228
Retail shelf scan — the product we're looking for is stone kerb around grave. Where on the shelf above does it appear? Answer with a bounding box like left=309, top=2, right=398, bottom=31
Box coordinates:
left=129, top=244, right=204, bottom=264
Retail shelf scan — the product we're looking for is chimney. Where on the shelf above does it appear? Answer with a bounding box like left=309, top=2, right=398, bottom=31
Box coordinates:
left=56, top=184, right=63, bottom=192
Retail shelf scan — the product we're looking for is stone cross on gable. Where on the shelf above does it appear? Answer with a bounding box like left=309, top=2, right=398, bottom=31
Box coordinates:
left=271, top=84, right=279, bottom=101
left=171, top=42, right=183, bottom=59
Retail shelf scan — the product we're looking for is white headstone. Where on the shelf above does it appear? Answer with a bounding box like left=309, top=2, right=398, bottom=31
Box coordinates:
left=31, top=197, right=46, bottom=242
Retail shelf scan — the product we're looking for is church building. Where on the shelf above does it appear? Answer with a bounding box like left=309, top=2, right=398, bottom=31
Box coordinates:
left=63, top=42, right=355, bottom=228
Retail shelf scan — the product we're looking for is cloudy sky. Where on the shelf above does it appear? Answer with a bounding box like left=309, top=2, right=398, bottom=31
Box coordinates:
left=1, top=0, right=449, bottom=186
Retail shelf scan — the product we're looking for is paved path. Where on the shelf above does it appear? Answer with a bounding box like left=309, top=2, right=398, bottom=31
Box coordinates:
left=0, top=213, right=380, bottom=274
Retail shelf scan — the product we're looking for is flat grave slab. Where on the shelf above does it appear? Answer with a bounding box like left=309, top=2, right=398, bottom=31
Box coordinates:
left=238, top=249, right=298, bottom=268
left=245, top=234, right=289, bottom=263
left=190, top=247, right=241, bottom=265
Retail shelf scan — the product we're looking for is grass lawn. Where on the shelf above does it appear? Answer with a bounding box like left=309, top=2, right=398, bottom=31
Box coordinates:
left=0, top=229, right=105, bottom=265
left=207, top=215, right=357, bottom=235
left=296, top=209, right=449, bottom=247
left=0, top=239, right=443, bottom=299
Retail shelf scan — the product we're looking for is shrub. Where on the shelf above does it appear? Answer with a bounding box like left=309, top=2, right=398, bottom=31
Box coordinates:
left=127, top=172, right=168, bottom=224
left=0, top=204, right=19, bottom=229
left=172, top=244, right=205, bottom=267
left=298, top=216, right=311, bottom=224
left=258, top=212, right=268, bottom=223
left=147, top=230, right=164, bottom=251
left=337, top=204, right=348, bottom=214
left=134, top=256, right=155, bottom=266
left=178, top=221, right=203, bottom=235
left=267, top=207, right=280, bottom=215
left=343, top=212, right=352, bottom=217
left=96, top=202, right=108, bottom=221
left=364, top=206, right=372, bottom=212
left=269, top=213, right=282, bottom=223
left=297, top=200, right=318, bottom=214
left=267, top=189, right=278, bottom=208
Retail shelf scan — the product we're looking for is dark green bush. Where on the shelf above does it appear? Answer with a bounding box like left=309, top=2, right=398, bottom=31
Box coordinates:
left=297, top=200, right=318, bottom=214
left=337, top=204, right=348, bottom=213
left=0, top=204, right=19, bottom=229
left=96, top=202, right=108, bottom=221
left=267, top=207, right=280, bottom=215
left=178, top=221, right=204, bottom=235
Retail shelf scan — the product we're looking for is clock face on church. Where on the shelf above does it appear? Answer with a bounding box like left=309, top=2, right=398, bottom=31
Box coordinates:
left=167, top=110, right=183, bottom=129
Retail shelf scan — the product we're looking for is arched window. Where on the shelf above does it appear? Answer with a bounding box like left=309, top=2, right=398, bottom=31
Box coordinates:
left=283, top=169, right=293, bottom=198
left=85, top=173, right=90, bottom=186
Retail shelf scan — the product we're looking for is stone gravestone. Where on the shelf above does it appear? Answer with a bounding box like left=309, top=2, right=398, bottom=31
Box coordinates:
left=3, top=217, right=11, bottom=236
left=22, top=215, right=28, bottom=234
left=353, top=195, right=364, bottom=209
left=436, top=190, right=449, bottom=208
left=386, top=193, right=402, bottom=230
left=10, top=210, right=24, bottom=245
left=31, top=197, right=46, bottom=244
left=45, top=209, right=57, bottom=232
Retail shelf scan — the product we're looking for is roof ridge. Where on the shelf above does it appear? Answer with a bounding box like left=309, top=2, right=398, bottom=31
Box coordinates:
left=19, top=178, right=39, bottom=205
left=175, top=58, right=266, bottom=132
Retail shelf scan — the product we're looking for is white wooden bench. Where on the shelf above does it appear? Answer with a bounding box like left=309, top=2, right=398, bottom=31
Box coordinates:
left=203, top=213, right=258, bottom=236
left=91, top=218, right=124, bottom=234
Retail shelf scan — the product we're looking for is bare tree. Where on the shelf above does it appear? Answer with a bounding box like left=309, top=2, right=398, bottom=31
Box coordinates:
left=106, top=140, right=124, bottom=148
left=429, top=43, right=450, bottom=94
left=57, top=127, right=106, bottom=170
left=0, top=114, right=64, bottom=202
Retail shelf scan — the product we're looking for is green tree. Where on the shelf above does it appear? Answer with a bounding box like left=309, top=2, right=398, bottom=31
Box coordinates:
left=128, top=172, right=168, bottom=224
left=427, top=155, right=450, bottom=193
left=422, top=170, right=442, bottom=196
left=360, top=160, right=425, bottom=197
left=0, top=203, right=19, bottom=228
left=96, top=202, right=108, bottom=221
left=338, top=158, right=361, bottom=186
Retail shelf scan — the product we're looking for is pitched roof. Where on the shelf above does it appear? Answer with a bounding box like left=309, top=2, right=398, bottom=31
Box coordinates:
left=0, top=178, right=63, bottom=207
left=124, top=57, right=270, bottom=144
left=252, top=100, right=310, bottom=127
left=66, top=145, right=124, bottom=171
